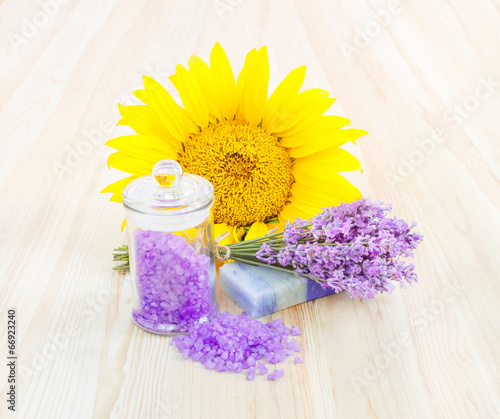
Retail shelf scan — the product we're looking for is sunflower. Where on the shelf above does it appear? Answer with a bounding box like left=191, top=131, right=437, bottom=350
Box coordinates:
left=102, top=43, right=366, bottom=244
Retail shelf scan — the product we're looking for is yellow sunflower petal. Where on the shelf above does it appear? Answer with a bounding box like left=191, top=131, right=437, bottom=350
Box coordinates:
left=174, top=227, right=202, bottom=241
left=132, top=88, right=147, bottom=102
left=210, top=43, right=237, bottom=120
left=106, top=135, right=181, bottom=160
left=280, top=115, right=351, bottom=148
left=262, top=66, right=306, bottom=130
left=266, top=89, right=334, bottom=136
left=101, top=176, right=136, bottom=194
left=109, top=193, right=123, bottom=203
left=278, top=203, right=312, bottom=222
left=101, top=175, right=137, bottom=204
left=107, top=152, right=156, bottom=176
left=135, top=76, right=193, bottom=141
left=189, top=55, right=211, bottom=84
left=289, top=195, right=325, bottom=216
left=235, top=49, right=254, bottom=117
left=121, top=218, right=127, bottom=231
left=236, top=47, right=269, bottom=126
left=276, top=216, right=289, bottom=230
left=292, top=147, right=362, bottom=176
left=214, top=223, right=233, bottom=246
left=289, top=128, right=368, bottom=158
left=245, top=221, right=269, bottom=241
left=235, top=48, right=255, bottom=120
left=117, top=104, right=171, bottom=140
left=187, top=55, right=222, bottom=122
left=290, top=182, right=355, bottom=209
left=294, top=171, right=362, bottom=202
left=169, top=63, right=210, bottom=129
left=233, top=226, right=245, bottom=242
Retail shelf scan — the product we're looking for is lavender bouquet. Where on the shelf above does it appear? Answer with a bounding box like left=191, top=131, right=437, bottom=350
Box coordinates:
left=217, top=199, right=423, bottom=301
left=115, top=199, right=422, bottom=301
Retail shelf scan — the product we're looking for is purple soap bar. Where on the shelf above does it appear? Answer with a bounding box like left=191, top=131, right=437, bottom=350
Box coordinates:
left=220, top=262, right=337, bottom=318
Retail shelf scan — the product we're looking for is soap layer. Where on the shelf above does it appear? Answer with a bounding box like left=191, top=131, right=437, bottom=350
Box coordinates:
left=220, top=262, right=337, bottom=318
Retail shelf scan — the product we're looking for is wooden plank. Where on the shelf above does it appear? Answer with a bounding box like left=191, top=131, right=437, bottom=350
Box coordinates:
left=1, top=0, right=499, bottom=417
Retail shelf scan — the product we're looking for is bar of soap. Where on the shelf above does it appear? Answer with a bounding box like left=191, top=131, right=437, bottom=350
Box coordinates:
left=219, top=262, right=337, bottom=318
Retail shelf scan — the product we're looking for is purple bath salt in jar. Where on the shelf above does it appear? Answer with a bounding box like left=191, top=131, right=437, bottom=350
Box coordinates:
left=122, top=159, right=217, bottom=335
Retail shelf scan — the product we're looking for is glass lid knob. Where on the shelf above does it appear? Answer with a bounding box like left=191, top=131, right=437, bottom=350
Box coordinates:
left=152, top=159, right=182, bottom=189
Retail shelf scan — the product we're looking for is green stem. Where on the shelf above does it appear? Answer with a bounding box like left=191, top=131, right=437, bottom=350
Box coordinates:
left=230, top=251, right=267, bottom=257
left=229, top=255, right=325, bottom=285
left=113, top=246, right=130, bottom=271
left=229, top=224, right=312, bottom=250
left=228, top=230, right=286, bottom=247
left=231, top=238, right=284, bottom=246
left=229, top=256, right=297, bottom=275
left=112, top=263, right=130, bottom=271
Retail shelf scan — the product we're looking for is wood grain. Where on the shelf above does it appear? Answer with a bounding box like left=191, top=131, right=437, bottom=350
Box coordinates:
left=1, top=0, right=499, bottom=418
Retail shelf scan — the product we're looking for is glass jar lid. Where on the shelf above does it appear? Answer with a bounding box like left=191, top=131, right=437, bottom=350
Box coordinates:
left=122, top=159, right=214, bottom=216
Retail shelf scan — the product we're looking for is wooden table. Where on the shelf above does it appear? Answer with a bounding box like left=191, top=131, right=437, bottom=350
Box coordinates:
left=1, top=0, right=499, bottom=417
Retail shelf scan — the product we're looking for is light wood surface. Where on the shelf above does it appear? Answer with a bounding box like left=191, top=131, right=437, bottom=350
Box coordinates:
left=1, top=0, right=500, bottom=418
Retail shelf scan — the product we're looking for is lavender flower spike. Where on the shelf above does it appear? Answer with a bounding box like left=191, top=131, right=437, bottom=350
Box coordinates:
left=255, top=199, right=423, bottom=301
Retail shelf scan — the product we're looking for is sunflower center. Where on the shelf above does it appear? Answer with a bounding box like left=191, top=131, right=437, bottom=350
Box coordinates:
left=178, top=120, right=294, bottom=226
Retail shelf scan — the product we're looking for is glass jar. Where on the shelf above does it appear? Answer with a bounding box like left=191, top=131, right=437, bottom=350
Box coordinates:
left=122, top=159, right=217, bottom=335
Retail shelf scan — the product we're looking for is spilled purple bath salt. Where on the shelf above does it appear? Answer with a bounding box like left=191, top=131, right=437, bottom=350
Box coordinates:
left=132, top=230, right=217, bottom=334
left=171, top=312, right=301, bottom=381
left=257, top=361, right=268, bottom=376
left=247, top=367, right=256, bottom=381
left=287, top=338, right=301, bottom=352
left=267, top=368, right=285, bottom=381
